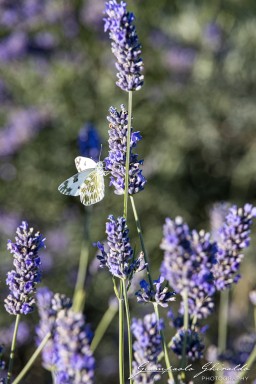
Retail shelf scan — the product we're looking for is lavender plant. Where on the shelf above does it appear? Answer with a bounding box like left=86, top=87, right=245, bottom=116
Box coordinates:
left=1, top=1, right=256, bottom=384
left=213, top=204, right=256, bottom=290
left=131, top=314, right=163, bottom=384
left=104, top=0, right=144, bottom=92
left=54, top=308, right=95, bottom=384
left=36, top=288, right=72, bottom=371
left=3, top=221, right=45, bottom=384
left=160, top=217, right=217, bottom=324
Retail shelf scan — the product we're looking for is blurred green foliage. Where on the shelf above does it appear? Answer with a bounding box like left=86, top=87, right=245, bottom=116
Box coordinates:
left=0, top=0, right=256, bottom=382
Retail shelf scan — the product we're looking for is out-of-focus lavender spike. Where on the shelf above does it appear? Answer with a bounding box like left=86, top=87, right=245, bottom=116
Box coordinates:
left=213, top=204, right=256, bottom=290
left=131, top=313, right=163, bottom=383
left=54, top=308, right=95, bottom=383
left=171, top=328, right=204, bottom=361
left=0, top=322, right=30, bottom=347
left=0, top=108, right=49, bottom=157
left=78, top=123, right=101, bottom=161
left=160, top=216, right=217, bottom=320
left=36, top=287, right=72, bottom=370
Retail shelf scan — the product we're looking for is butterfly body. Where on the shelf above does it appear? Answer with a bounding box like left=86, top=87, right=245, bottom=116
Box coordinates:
left=58, top=157, right=105, bottom=206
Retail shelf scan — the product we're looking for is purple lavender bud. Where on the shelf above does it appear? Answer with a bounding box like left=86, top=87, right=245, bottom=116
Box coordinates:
left=54, top=309, right=95, bottom=384
left=213, top=204, right=256, bottom=290
left=131, top=313, right=163, bottom=383
left=36, top=287, right=72, bottom=370
left=135, top=276, right=176, bottom=307
left=96, top=215, right=134, bottom=279
left=4, top=221, right=45, bottom=315
left=171, top=328, right=204, bottom=361
left=104, top=105, right=146, bottom=195
left=160, top=217, right=217, bottom=319
left=104, top=0, right=144, bottom=92
left=78, top=123, right=101, bottom=161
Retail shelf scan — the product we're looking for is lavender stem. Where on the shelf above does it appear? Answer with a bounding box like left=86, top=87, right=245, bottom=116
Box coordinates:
left=7, top=314, right=21, bottom=384
left=73, top=207, right=92, bottom=312
left=123, top=90, right=133, bottom=383
left=119, top=282, right=125, bottom=384
left=153, top=303, right=176, bottom=383
left=123, top=90, right=133, bottom=219
left=122, top=279, right=133, bottom=384
left=91, top=301, right=118, bottom=352
left=130, top=195, right=154, bottom=289
left=180, top=289, right=189, bottom=380
left=218, top=289, right=229, bottom=354
left=12, top=332, right=51, bottom=384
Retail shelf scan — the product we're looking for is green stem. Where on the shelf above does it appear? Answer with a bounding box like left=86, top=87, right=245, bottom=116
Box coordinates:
left=7, top=314, right=21, bottom=384
left=123, top=90, right=133, bottom=219
left=153, top=304, right=175, bottom=384
left=234, top=344, right=256, bottom=384
left=122, top=279, right=133, bottom=384
left=130, top=196, right=154, bottom=289
left=73, top=207, right=91, bottom=312
left=119, top=283, right=125, bottom=384
left=91, top=300, right=118, bottom=352
left=218, top=289, right=229, bottom=354
left=180, top=289, right=189, bottom=379
left=254, top=307, right=256, bottom=331
left=182, top=289, right=189, bottom=330
left=12, top=332, right=51, bottom=384
left=51, top=370, right=57, bottom=384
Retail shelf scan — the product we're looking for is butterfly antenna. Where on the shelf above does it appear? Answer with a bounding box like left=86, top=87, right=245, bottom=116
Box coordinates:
left=99, top=144, right=103, bottom=161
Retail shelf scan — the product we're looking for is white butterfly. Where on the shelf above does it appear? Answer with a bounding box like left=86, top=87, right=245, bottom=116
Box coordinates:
left=58, top=156, right=105, bottom=206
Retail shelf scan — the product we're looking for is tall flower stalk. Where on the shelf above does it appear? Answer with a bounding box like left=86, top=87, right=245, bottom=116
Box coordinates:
left=97, top=215, right=143, bottom=384
left=104, top=1, right=145, bottom=382
left=212, top=204, right=256, bottom=353
left=4, top=221, right=45, bottom=383
left=124, top=91, right=133, bottom=218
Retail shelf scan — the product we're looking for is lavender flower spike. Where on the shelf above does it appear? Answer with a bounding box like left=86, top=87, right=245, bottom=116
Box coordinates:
left=104, top=0, right=144, bottom=91
left=131, top=313, right=163, bottom=383
left=135, top=276, right=176, bottom=307
left=5, top=221, right=45, bottom=315
left=36, top=287, right=72, bottom=370
left=54, top=309, right=94, bottom=384
left=213, top=203, right=256, bottom=290
left=105, top=104, right=146, bottom=195
left=160, top=217, right=217, bottom=320
left=97, top=215, right=135, bottom=279
left=171, top=328, right=204, bottom=361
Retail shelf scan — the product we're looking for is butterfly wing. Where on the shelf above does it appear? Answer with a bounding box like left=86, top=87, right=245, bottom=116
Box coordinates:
left=75, top=157, right=97, bottom=172
left=80, top=169, right=105, bottom=206
left=58, top=169, right=94, bottom=196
